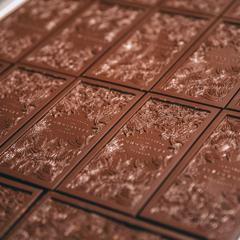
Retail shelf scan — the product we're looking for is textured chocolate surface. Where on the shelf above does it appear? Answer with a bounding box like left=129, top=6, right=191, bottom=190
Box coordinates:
left=63, top=97, right=212, bottom=212
left=8, top=196, right=162, bottom=240
left=10, top=0, right=85, bottom=32
left=162, top=0, right=228, bottom=14
left=0, top=62, right=7, bottom=74
left=0, top=81, right=134, bottom=187
left=226, top=1, right=240, bottom=19
left=25, top=1, right=142, bottom=76
left=124, top=0, right=160, bottom=5
left=87, top=12, right=206, bottom=90
left=0, top=68, right=65, bottom=145
left=156, top=22, right=240, bottom=107
left=143, top=114, right=240, bottom=239
left=0, top=177, right=40, bottom=238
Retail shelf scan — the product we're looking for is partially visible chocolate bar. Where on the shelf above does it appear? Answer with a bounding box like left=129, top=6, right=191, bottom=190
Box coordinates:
left=155, top=21, right=240, bottom=107
left=161, top=0, right=230, bottom=15
left=142, top=110, right=240, bottom=240
left=86, top=11, right=208, bottom=90
left=6, top=192, right=183, bottom=240
left=59, top=94, right=218, bottom=215
left=0, top=176, right=41, bottom=238
left=0, top=0, right=88, bottom=62
left=0, top=66, right=70, bottom=146
left=0, top=79, right=141, bottom=188
left=228, top=90, right=240, bottom=111
left=24, top=1, right=144, bottom=76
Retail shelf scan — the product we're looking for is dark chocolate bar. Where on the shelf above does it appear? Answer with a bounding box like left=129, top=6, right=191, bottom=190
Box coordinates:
left=24, top=1, right=144, bottom=76
left=59, top=94, right=218, bottom=215
left=0, top=176, right=41, bottom=238
left=154, top=20, right=240, bottom=108
left=0, top=66, right=71, bottom=147
left=86, top=10, right=208, bottom=90
left=141, top=110, right=240, bottom=240
left=0, top=79, right=142, bottom=189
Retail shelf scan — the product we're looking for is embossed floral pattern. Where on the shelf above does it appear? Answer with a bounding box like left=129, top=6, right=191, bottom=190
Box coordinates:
left=90, top=12, right=206, bottom=89
left=0, top=82, right=133, bottom=183
left=0, top=183, right=30, bottom=234
left=160, top=23, right=240, bottom=105
left=0, top=69, right=64, bottom=141
left=67, top=99, right=208, bottom=209
left=26, top=1, right=141, bottom=75
left=162, top=0, right=228, bottom=14
left=149, top=117, right=240, bottom=239
left=9, top=198, right=161, bottom=240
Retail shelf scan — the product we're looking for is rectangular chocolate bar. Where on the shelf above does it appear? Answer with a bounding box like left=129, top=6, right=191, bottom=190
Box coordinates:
left=59, top=93, right=218, bottom=215
left=228, top=90, right=240, bottom=111
left=0, top=65, right=72, bottom=147
left=160, top=0, right=231, bottom=16
left=141, top=110, right=240, bottom=240
left=85, top=10, right=209, bottom=90
left=0, top=176, right=41, bottom=238
left=5, top=192, right=193, bottom=240
left=0, top=78, right=142, bottom=189
left=0, top=0, right=88, bottom=62
left=154, top=19, right=240, bottom=108
left=24, top=0, right=145, bottom=76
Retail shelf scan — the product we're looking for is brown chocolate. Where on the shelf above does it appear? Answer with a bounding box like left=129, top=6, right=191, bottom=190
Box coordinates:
left=225, top=0, right=240, bottom=20
left=0, top=176, right=41, bottom=238
left=0, top=61, right=8, bottom=74
left=0, top=66, right=71, bottom=147
left=24, top=1, right=144, bottom=76
left=0, top=79, right=142, bottom=188
left=228, top=90, right=240, bottom=111
left=155, top=21, right=240, bottom=107
left=6, top=192, right=189, bottom=240
left=86, top=10, right=208, bottom=90
left=142, top=111, right=240, bottom=240
left=59, top=94, right=218, bottom=215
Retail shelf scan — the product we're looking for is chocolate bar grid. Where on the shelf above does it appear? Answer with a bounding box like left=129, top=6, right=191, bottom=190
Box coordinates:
left=0, top=0, right=240, bottom=239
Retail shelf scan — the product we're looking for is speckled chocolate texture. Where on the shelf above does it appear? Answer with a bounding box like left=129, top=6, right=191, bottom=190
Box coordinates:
left=87, top=12, right=206, bottom=90
left=162, top=0, right=228, bottom=14
left=8, top=197, right=161, bottom=240
left=64, top=98, right=210, bottom=211
left=25, top=1, right=142, bottom=76
left=144, top=115, right=240, bottom=240
left=0, top=178, right=40, bottom=238
left=157, top=22, right=240, bottom=107
left=0, top=0, right=85, bottom=62
left=0, top=68, right=65, bottom=145
left=0, top=82, right=134, bottom=186
left=226, top=1, right=240, bottom=19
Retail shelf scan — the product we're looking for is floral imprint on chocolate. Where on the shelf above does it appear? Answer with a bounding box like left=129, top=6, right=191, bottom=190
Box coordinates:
left=149, top=116, right=240, bottom=239
left=8, top=197, right=161, bottom=240
left=90, top=12, right=206, bottom=89
left=0, top=82, right=133, bottom=184
left=160, top=23, right=240, bottom=105
left=67, top=99, right=209, bottom=209
left=0, top=68, right=64, bottom=141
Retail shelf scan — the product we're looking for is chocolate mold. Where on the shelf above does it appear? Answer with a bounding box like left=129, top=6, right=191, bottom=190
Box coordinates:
left=0, top=176, right=41, bottom=238
left=59, top=93, right=218, bottom=215
left=0, top=78, right=142, bottom=189
left=142, top=110, right=240, bottom=240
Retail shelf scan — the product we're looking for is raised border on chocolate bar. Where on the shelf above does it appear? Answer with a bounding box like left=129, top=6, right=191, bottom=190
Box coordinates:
left=22, top=0, right=148, bottom=77
left=0, top=176, right=41, bottom=238
left=152, top=18, right=240, bottom=108
left=227, top=90, right=240, bottom=111
left=0, top=77, right=143, bottom=189
left=0, top=64, right=74, bottom=148
left=85, top=8, right=212, bottom=91
left=5, top=191, right=195, bottom=240
left=58, top=93, right=219, bottom=216
left=141, top=110, right=240, bottom=240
